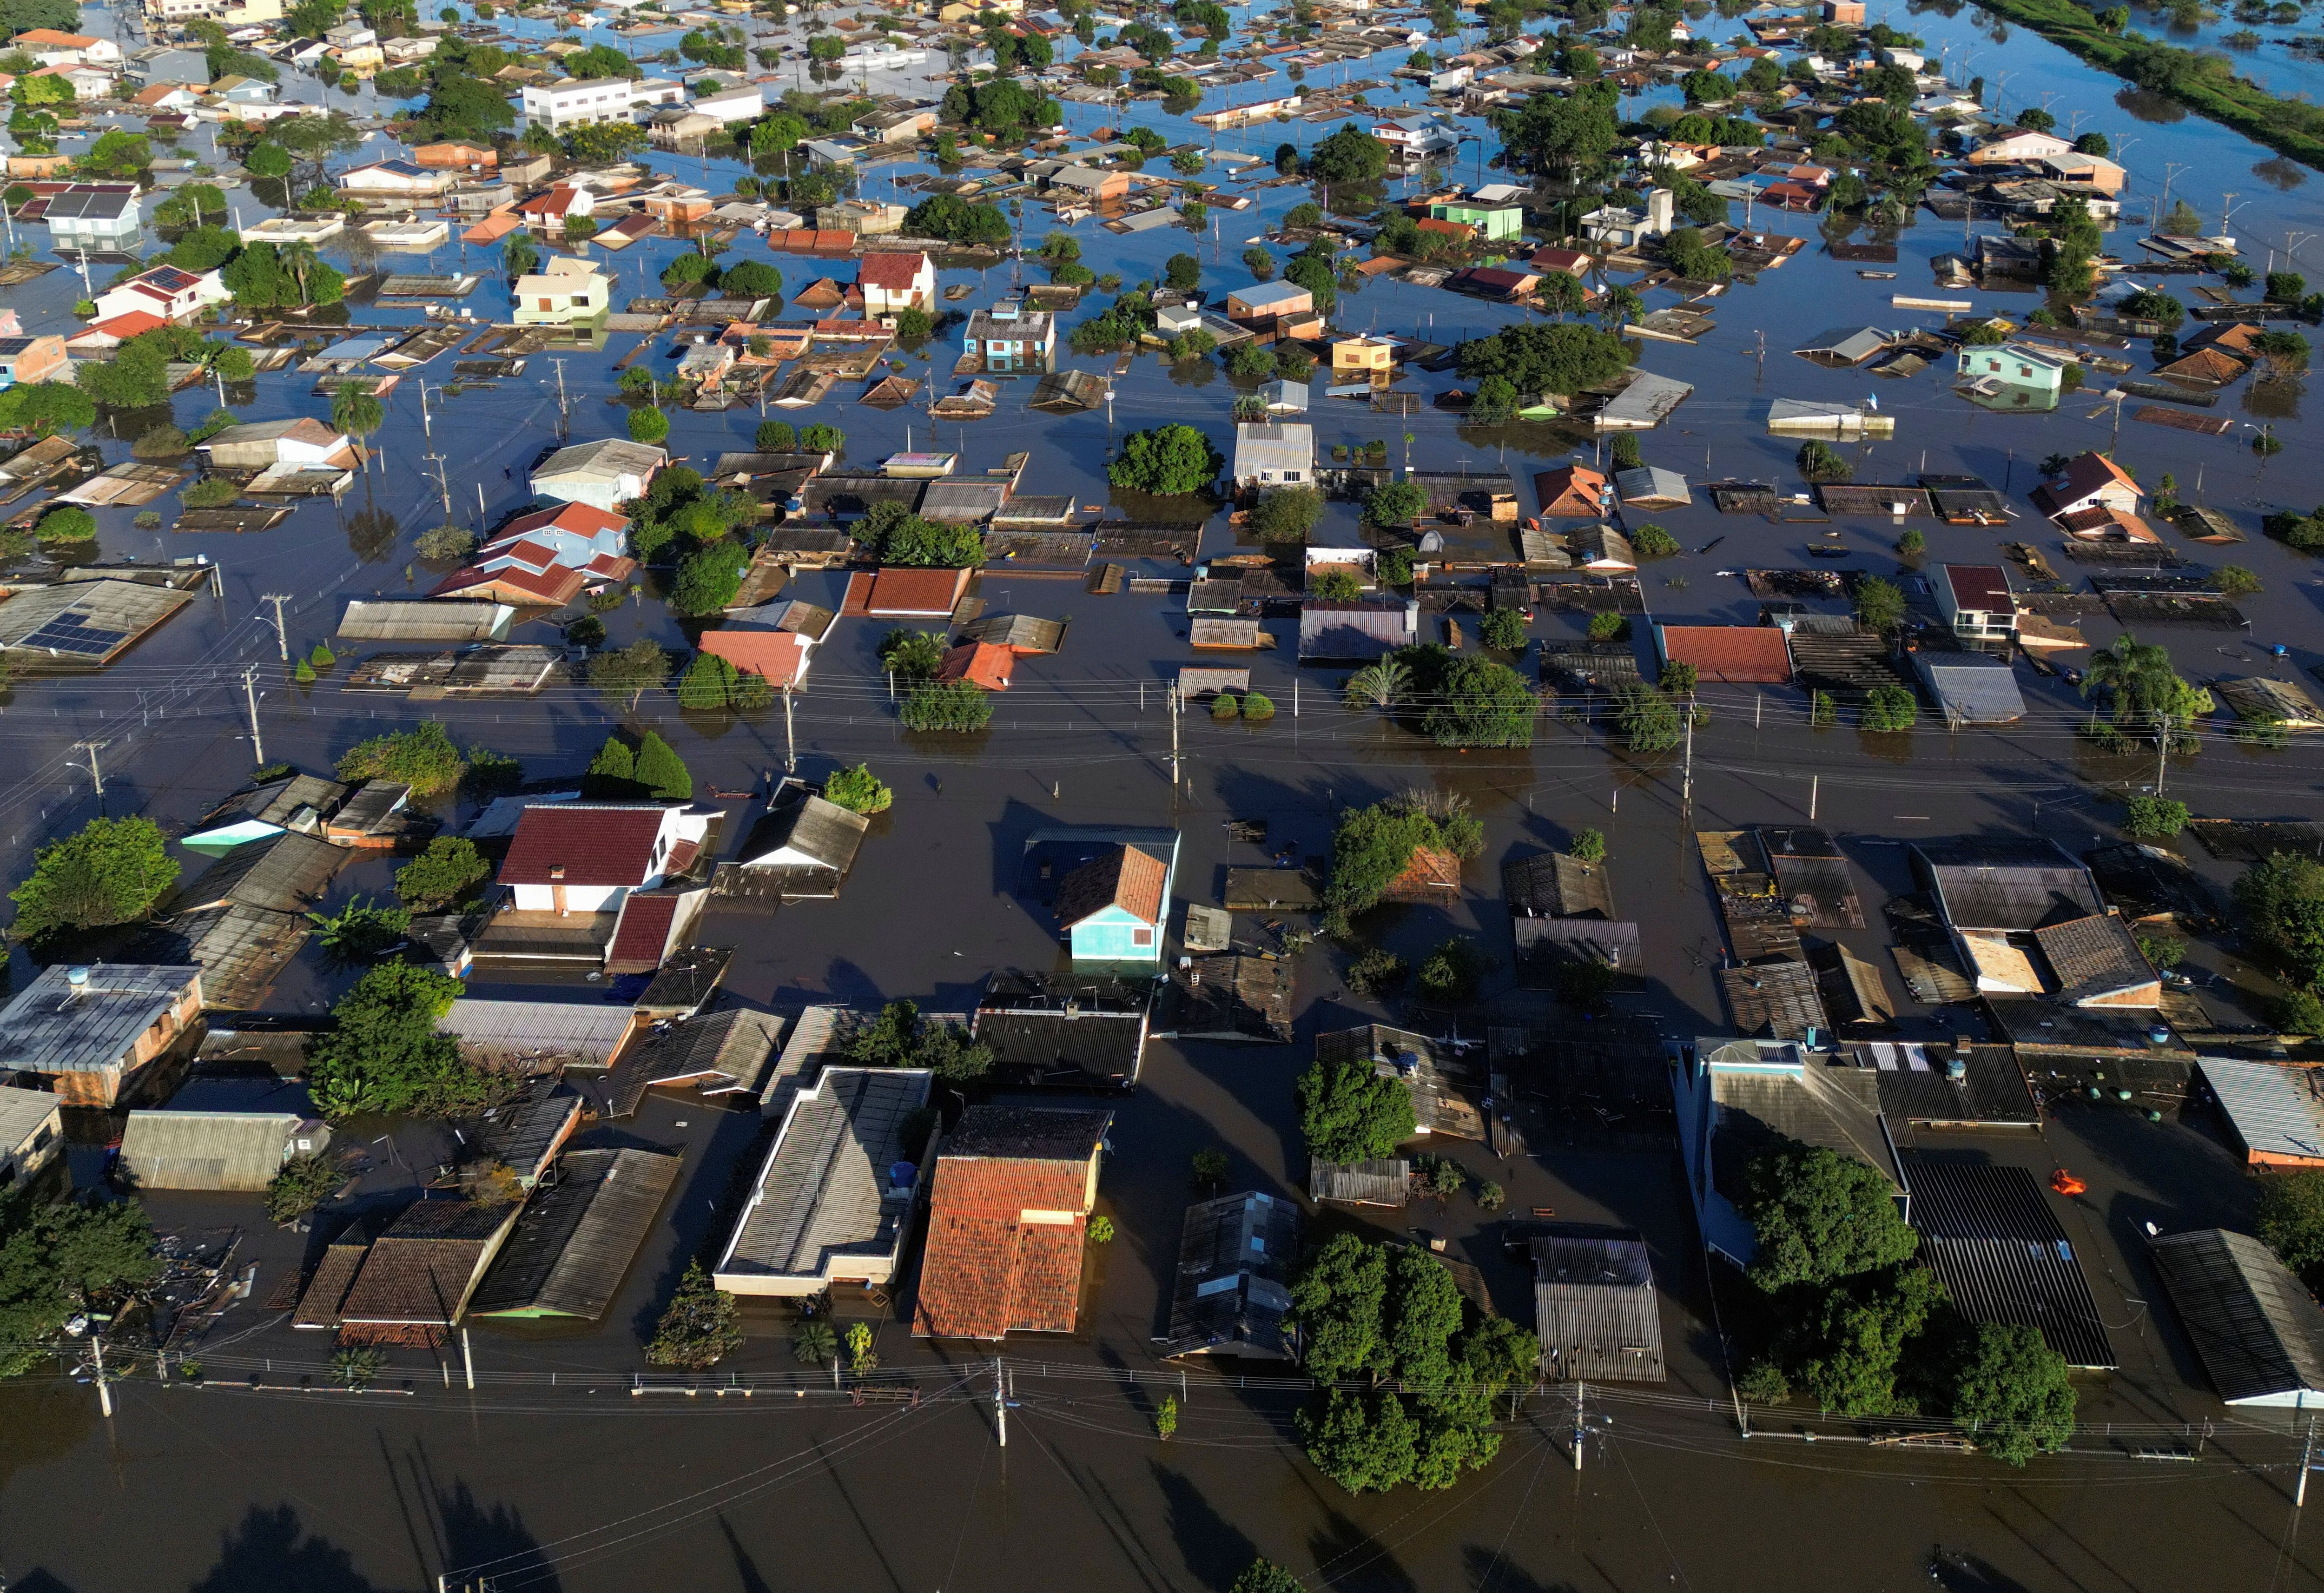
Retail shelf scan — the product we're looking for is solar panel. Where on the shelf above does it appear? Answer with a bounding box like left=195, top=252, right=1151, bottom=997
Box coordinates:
left=21, top=610, right=128, bottom=655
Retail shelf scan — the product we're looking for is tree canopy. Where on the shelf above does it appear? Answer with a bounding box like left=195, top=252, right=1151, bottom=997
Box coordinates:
left=860, top=500, right=986, bottom=567
left=1742, top=1142, right=1919, bottom=1290
left=1308, top=123, right=1389, bottom=184
left=304, top=963, right=490, bottom=1120
left=0, top=1189, right=160, bottom=1376
left=1297, top=1050, right=1417, bottom=1162
left=1321, top=791, right=1482, bottom=930
left=1109, top=424, right=1221, bottom=495
left=904, top=193, right=1011, bottom=244
left=8, top=815, right=178, bottom=942
left=1950, top=1322, right=2075, bottom=1464
left=1454, top=322, right=1632, bottom=395
left=844, top=998, right=994, bottom=1084
left=336, top=720, right=466, bottom=796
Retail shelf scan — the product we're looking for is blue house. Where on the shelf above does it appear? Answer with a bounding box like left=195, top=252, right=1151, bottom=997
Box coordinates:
left=962, top=300, right=1057, bottom=375
left=1054, top=838, right=1176, bottom=964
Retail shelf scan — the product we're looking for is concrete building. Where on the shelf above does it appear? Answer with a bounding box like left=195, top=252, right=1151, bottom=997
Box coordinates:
left=511, top=257, right=610, bottom=325
left=961, top=300, right=1056, bottom=372
left=1055, top=838, right=1177, bottom=963
left=1230, top=421, right=1313, bottom=488
left=913, top=1105, right=1112, bottom=1339
left=858, top=251, right=936, bottom=317
left=531, top=437, right=667, bottom=511
left=0, top=964, right=204, bottom=1109
left=499, top=802, right=715, bottom=914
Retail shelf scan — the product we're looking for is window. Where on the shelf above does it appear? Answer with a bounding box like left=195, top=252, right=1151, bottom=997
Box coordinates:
left=1284, top=470, right=1302, bottom=482
left=1131, top=927, right=1153, bottom=947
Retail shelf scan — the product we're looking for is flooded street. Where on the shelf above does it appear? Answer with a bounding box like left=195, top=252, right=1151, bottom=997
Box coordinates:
left=7, top=0, right=2324, bottom=1584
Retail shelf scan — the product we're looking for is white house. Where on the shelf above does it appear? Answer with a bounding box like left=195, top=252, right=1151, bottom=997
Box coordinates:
left=198, top=417, right=358, bottom=470
left=1582, top=187, right=1676, bottom=249
left=91, top=264, right=229, bottom=324
left=8, top=29, right=122, bottom=66
left=499, top=802, right=714, bottom=915
left=1231, top=422, right=1313, bottom=489
left=520, top=75, right=683, bottom=131
left=531, top=437, right=667, bottom=512
left=1370, top=114, right=1460, bottom=159
left=858, top=251, right=936, bottom=317
left=45, top=185, right=141, bottom=246
left=336, top=158, right=456, bottom=202
left=691, top=83, right=762, bottom=124
left=511, top=257, right=610, bottom=325
left=476, top=502, right=634, bottom=581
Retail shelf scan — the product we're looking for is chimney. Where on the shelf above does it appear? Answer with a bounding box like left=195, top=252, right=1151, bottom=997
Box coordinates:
left=549, top=864, right=566, bottom=879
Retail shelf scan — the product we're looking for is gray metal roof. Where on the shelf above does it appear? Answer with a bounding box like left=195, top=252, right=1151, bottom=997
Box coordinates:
left=1231, top=421, right=1312, bottom=480
left=0, top=580, right=193, bottom=661
left=1915, top=652, right=2026, bottom=724
left=175, top=830, right=344, bottom=915
left=1796, top=326, right=1891, bottom=363
left=716, top=1067, right=932, bottom=1284
left=0, top=964, right=198, bottom=1074
left=1906, top=1160, right=2115, bottom=1368
left=1613, top=465, right=1690, bottom=505
left=1161, top=1190, right=1301, bottom=1358
left=1719, top=960, right=1829, bottom=1040
left=141, top=904, right=304, bottom=1011
left=1855, top=1042, right=2037, bottom=1125
left=118, top=1109, right=324, bottom=1191
left=442, top=999, right=636, bottom=1068
left=534, top=437, right=667, bottom=484
left=1533, top=1231, right=1666, bottom=1382
left=743, top=790, right=868, bottom=873
left=1513, top=917, right=1642, bottom=978
left=1913, top=837, right=2105, bottom=932
left=339, top=600, right=515, bottom=643
left=2199, top=1057, right=2324, bottom=1163
left=1594, top=370, right=1693, bottom=427
left=469, top=1147, right=681, bottom=1318
left=1308, top=1158, right=1409, bottom=1205
left=2149, top=1228, right=2324, bottom=1404
left=1502, top=851, right=1613, bottom=918
left=1298, top=601, right=1418, bottom=661
left=0, top=1084, right=59, bottom=1150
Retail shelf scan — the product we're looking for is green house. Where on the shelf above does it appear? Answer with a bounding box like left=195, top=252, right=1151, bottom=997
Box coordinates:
left=1427, top=201, right=1525, bottom=241
left=1056, top=837, right=1178, bottom=964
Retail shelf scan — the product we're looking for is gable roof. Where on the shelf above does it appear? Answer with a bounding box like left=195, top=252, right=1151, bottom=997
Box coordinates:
left=1054, top=844, right=1168, bottom=929
left=2053, top=450, right=2138, bottom=501
left=2149, top=1228, right=2324, bottom=1404
left=915, top=1104, right=1111, bottom=1339
left=467, top=1147, right=680, bottom=1318
left=858, top=250, right=930, bottom=288
left=1533, top=1231, right=1665, bottom=1382
left=500, top=803, right=670, bottom=887
left=1657, top=624, right=1791, bottom=683
left=698, top=628, right=812, bottom=686
left=0, top=963, right=198, bottom=1073
left=497, top=502, right=628, bottom=541
left=938, top=639, right=1016, bottom=690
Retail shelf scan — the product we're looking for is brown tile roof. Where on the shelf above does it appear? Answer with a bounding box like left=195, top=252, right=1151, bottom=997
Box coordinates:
left=605, top=889, right=682, bottom=973
left=2155, top=346, right=2249, bottom=386
left=854, top=565, right=968, bottom=617
left=497, top=502, right=627, bottom=541
left=913, top=1106, right=1109, bottom=1339
left=337, top=1200, right=513, bottom=1326
left=1659, top=624, right=1792, bottom=683
left=2033, top=912, right=2158, bottom=1003
left=431, top=564, right=587, bottom=606
left=858, top=251, right=930, bottom=290
left=2054, top=450, right=2139, bottom=499
left=1534, top=464, right=1607, bottom=517
left=700, top=628, right=812, bottom=687
left=938, top=640, right=1015, bottom=690
left=1384, top=843, right=1460, bottom=901
left=501, top=803, right=669, bottom=887
left=1054, top=844, right=1168, bottom=929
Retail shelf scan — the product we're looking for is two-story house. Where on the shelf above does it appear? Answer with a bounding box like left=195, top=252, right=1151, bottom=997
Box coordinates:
left=961, top=300, right=1056, bottom=373
left=859, top=251, right=936, bottom=317
left=498, top=802, right=715, bottom=916
left=1936, top=563, right=2019, bottom=641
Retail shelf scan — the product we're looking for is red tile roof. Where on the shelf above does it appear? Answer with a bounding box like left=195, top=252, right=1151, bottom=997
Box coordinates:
left=497, top=502, right=629, bottom=542
left=912, top=1107, right=1110, bottom=1339
left=858, top=566, right=969, bottom=617
left=1943, top=563, right=2013, bottom=611
left=501, top=804, right=670, bottom=887
left=938, top=640, right=1015, bottom=691
left=430, top=563, right=587, bottom=606
left=1659, top=625, right=1793, bottom=684
left=604, top=890, right=682, bottom=974
left=1534, top=465, right=1607, bottom=517
left=1054, top=844, right=1168, bottom=929
left=1384, top=843, right=1460, bottom=901
left=858, top=251, right=930, bottom=290
left=79, top=309, right=166, bottom=342
left=698, top=628, right=812, bottom=687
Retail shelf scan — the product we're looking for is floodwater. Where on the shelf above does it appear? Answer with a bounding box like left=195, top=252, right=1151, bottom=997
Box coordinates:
left=9, top=0, right=2324, bottom=1586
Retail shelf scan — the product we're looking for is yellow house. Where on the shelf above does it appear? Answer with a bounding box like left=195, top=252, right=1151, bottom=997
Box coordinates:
left=1332, top=336, right=1395, bottom=376
left=512, top=257, right=610, bottom=325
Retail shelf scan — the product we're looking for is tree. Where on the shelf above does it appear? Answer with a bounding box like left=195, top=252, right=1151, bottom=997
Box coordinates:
left=2121, top=794, right=2190, bottom=839
left=1455, top=322, right=1631, bottom=395
left=1283, top=253, right=1336, bottom=313
left=1231, top=1562, right=1305, bottom=1593
left=1743, top=1143, right=1919, bottom=1291
left=1853, top=575, right=1906, bottom=632
left=2236, top=852, right=2324, bottom=987
left=1309, top=571, right=1362, bottom=602
left=845, top=998, right=993, bottom=1084
left=0, top=381, right=92, bottom=436
left=904, top=193, right=1010, bottom=245
left=329, top=387, right=383, bottom=441
left=1250, top=486, right=1324, bottom=542
left=629, top=406, right=671, bottom=445
left=1298, top=1050, right=1418, bottom=1161
left=671, top=540, right=748, bottom=616
left=1301, top=1389, right=1420, bottom=1493
left=861, top=502, right=984, bottom=568
left=1422, top=658, right=1534, bottom=748
left=647, top=1261, right=744, bottom=1369
left=1109, top=424, right=1221, bottom=495
left=1790, top=1264, right=1945, bottom=1416
left=878, top=628, right=946, bottom=680
left=264, top=1152, right=341, bottom=1224
left=1364, top=480, right=1427, bottom=528
left=1290, top=1231, right=1390, bottom=1381
left=336, top=721, right=464, bottom=795
left=1416, top=936, right=1487, bottom=1002
left=304, top=964, right=487, bottom=1119
left=1950, top=1322, right=2075, bottom=1464
left=2260, top=1170, right=2324, bottom=1288
left=1613, top=682, right=1682, bottom=753
left=634, top=732, right=692, bottom=800
left=8, top=816, right=177, bottom=942
left=416, top=525, right=475, bottom=561
left=395, top=837, right=490, bottom=910
left=1164, top=251, right=1200, bottom=291
left=1797, top=440, right=1851, bottom=483
left=589, top=639, right=671, bottom=708
left=756, top=419, right=797, bottom=452
left=799, top=423, right=845, bottom=452
left=823, top=764, right=892, bottom=814
left=1343, top=657, right=1411, bottom=711
left=33, top=506, right=92, bottom=544
left=900, top=680, right=993, bottom=731
left=244, top=140, right=293, bottom=178
left=0, top=1188, right=161, bottom=1376
left=1862, top=685, right=1918, bottom=733
left=1320, top=792, right=1478, bottom=928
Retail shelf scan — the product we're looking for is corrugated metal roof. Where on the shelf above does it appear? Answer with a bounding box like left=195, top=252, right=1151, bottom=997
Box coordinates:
left=118, top=1109, right=320, bottom=1191
left=1533, top=1231, right=1666, bottom=1381
left=1308, top=1158, right=1409, bottom=1205
left=2200, top=1057, right=2324, bottom=1163
left=442, top=999, right=636, bottom=1068
left=1914, top=837, right=2104, bottom=931
left=0, top=963, right=198, bottom=1075
left=1162, top=1190, right=1301, bottom=1357
left=1915, top=652, right=2027, bottom=724
left=1907, top=1160, right=2115, bottom=1369
left=469, top=1147, right=681, bottom=1317
left=2150, top=1228, right=2324, bottom=1403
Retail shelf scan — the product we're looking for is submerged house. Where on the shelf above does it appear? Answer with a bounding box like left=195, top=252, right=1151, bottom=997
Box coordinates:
left=1533, top=1229, right=1666, bottom=1382
left=469, top=1147, right=682, bottom=1319
left=0, top=963, right=204, bottom=1108
left=499, top=802, right=714, bottom=915
left=1054, top=839, right=1177, bottom=964
left=1157, top=1190, right=1301, bottom=1360
left=118, top=1107, right=328, bottom=1191
left=913, top=1104, right=1112, bottom=1339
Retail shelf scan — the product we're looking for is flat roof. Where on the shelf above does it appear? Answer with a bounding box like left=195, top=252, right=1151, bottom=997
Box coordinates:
left=0, top=963, right=197, bottom=1074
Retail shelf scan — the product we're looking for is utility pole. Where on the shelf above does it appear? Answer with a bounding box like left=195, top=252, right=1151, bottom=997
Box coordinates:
left=994, top=1360, right=1007, bottom=1447
left=2300, top=1414, right=2319, bottom=1506
left=1680, top=697, right=1694, bottom=815
left=1809, top=773, right=1819, bottom=821
left=782, top=687, right=796, bottom=773
left=242, top=667, right=264, bottom=767
left=1169, top=681, right=1182, bottom=790
left=1571, top=1379, right=1585, bottom=1472
left=69, top=739, right=108, bottom=805
left=91, top=1330, right=112, bottom=1419
left=262, top=593, right=290, bottom=661
left=425, top=453, right=451, bottom=514
left=552, top=357, right=568, bottom=432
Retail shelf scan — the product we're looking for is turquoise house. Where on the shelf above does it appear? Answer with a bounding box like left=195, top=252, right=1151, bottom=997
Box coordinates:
left=1055, top=837, right=1177, bottom=964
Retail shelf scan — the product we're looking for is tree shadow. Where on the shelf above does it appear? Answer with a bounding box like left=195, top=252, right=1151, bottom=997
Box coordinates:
left=436, top=1478, right=560, bottom=1593
left=1459, top=1543, right=1579, bottom=1593
left=186, top=1504, right=384, bottom=1593
left=718, top=1515, right=775, bottom=1593
left=1152, top=1461, right=1260, bottom=1591
left=1307, top=1504, right=1419, bottom=1593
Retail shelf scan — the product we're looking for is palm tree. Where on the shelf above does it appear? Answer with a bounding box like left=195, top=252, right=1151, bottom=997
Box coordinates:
left=331, top=386, right=385, bottom=442
left=791, top=1317, right=837, bottom=1368
left=2080, top=633, right=2172, bottom=726
left=1598, top=284, right=1643, bottom=330
left=1344, top=657, right=1410, bottom=711
left=280, top=239, right=317, bottom=305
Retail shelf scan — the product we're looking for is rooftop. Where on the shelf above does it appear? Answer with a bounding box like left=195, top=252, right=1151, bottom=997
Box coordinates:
left=0, top=964, right=197, bottom=1075
left=468, top=1147, right=680, bottom=1318
left=2149, top=1228, right=2324, bottom=1404
left=501, top=803, right=670, bottom=888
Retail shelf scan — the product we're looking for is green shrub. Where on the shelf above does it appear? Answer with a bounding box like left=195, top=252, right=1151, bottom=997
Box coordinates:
left=1345, top=946, right=1406, bottom=995
left=1242, top=691, right=1275, bottom=720
left=1212, top=692, right=1241, bottom=720
left=1861, top=685, right=1918, bottom=732
left=1570, top=827, right=1606, bottom=863
left=2122, top=794, right=2190, bottom=839
left=1586, top=612, right=1630, bottom=642
left=900, top=680, right=993, bottom=731
left=1416, top=936, right=1488, bottom=1003
left=1630, top=522, right=1680, bottom=558
left=823, top=763, right=893, bottom=814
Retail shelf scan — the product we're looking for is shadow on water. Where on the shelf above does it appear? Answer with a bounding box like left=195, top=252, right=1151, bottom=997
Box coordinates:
left=1152, top=1461, right=1260, bottom=1589
left=1307, top=1503, right=1419, bottom=1593
left=185, top=1503, right=387, bottom=1593
left=435, top=1477, right=560, bottom=1593
left=1928, top=1548, right=2036, bottom=1593
left=1459, top=1542, right=1579, bottom=1593
left=717, top=1515, right=775, bottom=1593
